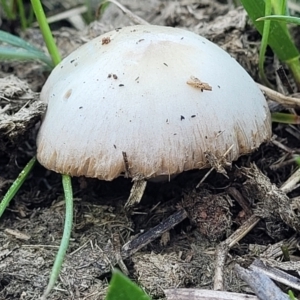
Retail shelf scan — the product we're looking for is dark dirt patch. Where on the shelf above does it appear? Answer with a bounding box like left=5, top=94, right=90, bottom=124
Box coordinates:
left=1, top=0, right=300, bottom=299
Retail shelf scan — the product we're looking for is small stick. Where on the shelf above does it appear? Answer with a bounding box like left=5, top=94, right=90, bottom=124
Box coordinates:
left=213, top=215, right=260, bottom=290
left=164, top=288, right=259, bottom=300
left=112, top=233, right=128, bottom=275
left=33, top=6, right=87, bottom=30
left=276, top=66, right=293, bottom=94
left=272, top=138, right=295, bottom=154
left=98, top=0, right=149, bottom=25
left=83, top=209, right=188, bottom=277
left=258, top=83, right=300, bottom=108
left=250, top=259, right=300, bottom=291
left=121, top=209, right=188, bottom=258
left=196, top=167, right=214, bottom=188
left=197, top=145, right=233, bottom=188
left=270, top=157, right=296, bottom=171
left=235, top=264, right=290, bottom=300
left=280, top=167, right=300, bottom=193
left=214, top=242, right=229, bottom=291
left=227, top=187, right=252, bottom=216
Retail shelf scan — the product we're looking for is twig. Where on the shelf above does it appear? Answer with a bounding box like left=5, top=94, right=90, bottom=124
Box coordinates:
left=235, top=264, right=290, bottom=300
left=258, top=83, right=300, bottom=108
left=214, top=162, right=300, bottom=292
left=32, top=6, right=87, bottom=30
left=280, top=167, right=300, bottom=193
left=250, top=259, right=300, bottom=291
left=121, top=209, right=188, bottom=258
left=214, top=242, right=229, bottom=291
left=164, top=288, right=259, bottom=300
left=213, top=215, right=260, bottom=290
left=272, top=138, right=295, bottom=154
left=99, top=0, right=149, bottom=25
left=276, top=66, right=293, bottom=94
left=227, top=187, right=252, bottom=216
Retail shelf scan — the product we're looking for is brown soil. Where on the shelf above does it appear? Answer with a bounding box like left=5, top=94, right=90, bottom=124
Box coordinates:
left=1, top=1, right=300, bottom=299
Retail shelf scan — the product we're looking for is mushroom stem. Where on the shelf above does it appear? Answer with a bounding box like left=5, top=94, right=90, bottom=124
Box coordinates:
left=41, top=174, right=74, bottom=299
left=0, top=156, right=36, bottom=218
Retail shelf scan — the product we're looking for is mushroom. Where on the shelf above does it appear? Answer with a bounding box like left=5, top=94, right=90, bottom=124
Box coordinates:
left=37, top=24, right=271, bottom=184
left=35, top=24, right=271, bottom=297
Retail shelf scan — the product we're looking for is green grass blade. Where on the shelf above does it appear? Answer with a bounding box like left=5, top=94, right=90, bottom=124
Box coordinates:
left=0, top=29, right=53, bottom=67
left=0, top=0, right=16, bottom=20
left=0, top=46, right=53, bottom=66
left=0, top=29, right=42, bottom=52
left=258, top=0, right=272, bottom=87
left=41, top=175, right=73, bottom=300
left=106, top=269, right=151, bottom=300
left=258, top=15, right=300, bottom=25
left=0, top=157, right=36, bottom=218
left=271, top=0, right=288, bottom=15
left=288, top=290, right=296, bottom=300
left=17, top=0, right=28, bottom=30
left=29, top=1, right=64, bottom=297
left=31, top=0, right=61, bottom=66
left=240, top=0, right=300, bottom=62
left=271, top=112, right=300, bottom=124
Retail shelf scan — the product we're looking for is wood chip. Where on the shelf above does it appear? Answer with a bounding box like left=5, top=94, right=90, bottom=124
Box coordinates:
left=164, top=288, right=259, bottom=300
left=4, top=228, right=31, bottom=240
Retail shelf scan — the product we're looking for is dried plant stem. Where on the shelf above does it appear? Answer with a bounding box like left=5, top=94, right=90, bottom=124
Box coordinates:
left=235, top=264, right=290, bottom=300
left=258, top=0, right=272, bottom=87
left=164, top=288, right=259, bottom=300
left=213, top=215, right=260, bottom=290
left=258, top=83, right=300, bottom=108
left=99, top=0, right=149, bottom=25
left=280, top=168, right=300, bottom=193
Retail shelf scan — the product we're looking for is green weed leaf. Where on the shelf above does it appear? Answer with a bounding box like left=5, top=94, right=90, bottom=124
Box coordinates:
left=106, top=269, right=151, bottom=300
left=258, top=15, right=300, bottom=25
left=240, top=0, right=299, bottom=62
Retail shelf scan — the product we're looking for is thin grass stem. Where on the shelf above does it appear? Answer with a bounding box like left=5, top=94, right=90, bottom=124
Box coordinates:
left=41, top=175, right=73, bottom=299
left=30, top=0, right=61, bottom=66
left=0, top=157, right=36, bottom=218
left=0, top=0, right=15, bottom=20
left=241, top=0, right=300, bottom=90
left=29, top=3, right=72, bottom=298
left=272, top=0, right=288, bottom=15
left=271, top=112, right=300, bottom=124
left=258, top=0, right=272, bottom=87
left=17, top=0, right=27, bottom=30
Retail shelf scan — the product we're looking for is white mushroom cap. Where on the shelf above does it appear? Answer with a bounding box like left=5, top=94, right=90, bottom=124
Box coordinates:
left=36, top=25, right=271, bottom=181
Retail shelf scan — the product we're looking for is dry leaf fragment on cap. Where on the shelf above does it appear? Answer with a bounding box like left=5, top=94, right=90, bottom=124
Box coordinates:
left=187, top=76, right=212, bottom=91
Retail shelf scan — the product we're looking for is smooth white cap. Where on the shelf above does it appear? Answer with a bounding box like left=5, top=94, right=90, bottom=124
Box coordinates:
left=37, top=25, right=271, bottom=180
